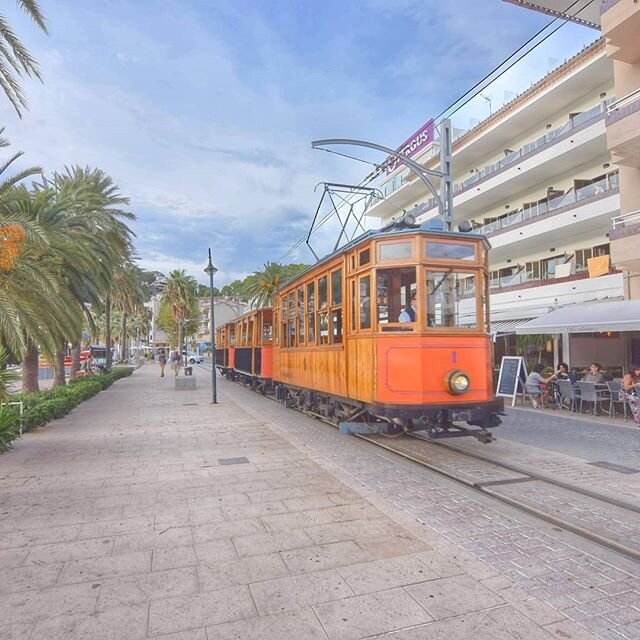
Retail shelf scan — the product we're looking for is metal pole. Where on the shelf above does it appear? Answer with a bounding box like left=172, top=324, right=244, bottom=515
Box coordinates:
left=206, top=248, right=218, bottom=404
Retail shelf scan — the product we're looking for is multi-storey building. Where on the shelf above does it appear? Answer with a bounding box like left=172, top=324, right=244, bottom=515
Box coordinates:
left=363, top=38, right=631, bottom=373
left=502, top=0, right=640, bottom=368
left=195, top=297, right=248, bottom=349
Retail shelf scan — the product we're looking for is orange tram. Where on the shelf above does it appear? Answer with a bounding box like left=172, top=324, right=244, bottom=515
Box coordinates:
left=216, top=221, right=504, bottom=442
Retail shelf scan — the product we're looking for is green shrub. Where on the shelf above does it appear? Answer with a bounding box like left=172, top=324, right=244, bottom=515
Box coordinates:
left=0, top=407, right=21, bottom=451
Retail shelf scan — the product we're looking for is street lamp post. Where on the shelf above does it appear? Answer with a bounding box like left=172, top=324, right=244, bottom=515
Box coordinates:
left=204, top=248, right=218, bottom=404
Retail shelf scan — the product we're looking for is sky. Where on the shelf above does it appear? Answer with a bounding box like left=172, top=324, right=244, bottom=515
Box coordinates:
left=1, top=0, right=597, bottom=285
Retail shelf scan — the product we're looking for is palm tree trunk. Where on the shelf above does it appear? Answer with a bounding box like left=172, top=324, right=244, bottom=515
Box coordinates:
left=22, top=338, right=40, bottom=394
left=177, top=325, right=183, bottom=363
left=53, top=343, right=66, bottom=387
left=105, top=294, right=112, bottom=369
left=70, top=342, right=81, bottom=380
left=120, top=313, right=127, bottom=363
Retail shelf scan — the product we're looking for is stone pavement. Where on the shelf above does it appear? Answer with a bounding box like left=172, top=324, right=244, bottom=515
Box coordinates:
left=0, top=365, right=600, bottom=639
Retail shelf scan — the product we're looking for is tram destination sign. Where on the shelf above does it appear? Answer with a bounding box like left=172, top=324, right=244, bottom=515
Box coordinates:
left=386, top=118, right=435, bottom=174
left=496, top=356, right=528, bottom=407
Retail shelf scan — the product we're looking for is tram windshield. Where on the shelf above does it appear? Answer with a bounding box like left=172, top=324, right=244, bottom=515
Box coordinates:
left=425, top=270, right=478, bottom=328
left=376, top=267, right=416, bottom=325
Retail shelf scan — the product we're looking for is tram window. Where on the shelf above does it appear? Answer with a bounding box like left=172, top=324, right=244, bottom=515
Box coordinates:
left=248, top=317, right=255, bottom=346
left=262, top=322, right=272, bottom=341
left=297, top=288, right=305, bottom=343
left=360, top=276, right=371, bottom=329
left=359, top=249, right=370, bottom=266
left=281, top=297, right=287, bottom=347
left=318, top=276, right=328, bottom=309
left=318, top=311, right=329, bottom=344
left=331, top=309, right=343, bottom=343
left=351, top=280, right=356, bottom=331
left=379, top=241, right=412, bottom=261
left=288, top=292, right=296, bottom=346
left=376, top=267, right=416, bottom=324
left=425, top=271, right=478, bottom=328
left=307, top=282, right=315, bottom=344
left=331, top=269, right=342, bottom=305
left=426, top=242, right=475, bottom=261
left=230, top=326, right=236, bottom=346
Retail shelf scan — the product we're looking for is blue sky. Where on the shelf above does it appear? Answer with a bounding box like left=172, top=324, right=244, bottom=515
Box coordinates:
left=1, top=1, right=596, bottom=285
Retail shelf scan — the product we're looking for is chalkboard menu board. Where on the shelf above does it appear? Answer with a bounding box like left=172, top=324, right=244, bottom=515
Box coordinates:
left=496, top=356, right=527, bottom=406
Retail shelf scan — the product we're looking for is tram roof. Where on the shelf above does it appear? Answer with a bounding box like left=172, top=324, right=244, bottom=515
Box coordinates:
left=280, top=220, right=489, bottom=290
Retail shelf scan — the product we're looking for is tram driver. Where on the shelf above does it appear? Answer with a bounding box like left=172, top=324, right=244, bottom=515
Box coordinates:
left=398, top=292, right=417, bottom=323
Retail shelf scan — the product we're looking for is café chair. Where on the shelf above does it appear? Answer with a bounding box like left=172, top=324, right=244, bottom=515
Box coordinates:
left=577, top=381, right=608, bottom=416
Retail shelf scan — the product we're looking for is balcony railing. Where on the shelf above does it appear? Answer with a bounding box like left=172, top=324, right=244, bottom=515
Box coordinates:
left=476, top=173, right=619, bottom=236
left=380, top=100, right=612, bottom=210
left=612, top=209, right=640, bottom=229
left=489, top=267, right=619, bottom=294
left=606, top=88, right=640, bottom=126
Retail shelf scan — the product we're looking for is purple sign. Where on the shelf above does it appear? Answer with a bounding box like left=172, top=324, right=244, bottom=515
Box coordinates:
left=386, top=118, right=435, bottom=174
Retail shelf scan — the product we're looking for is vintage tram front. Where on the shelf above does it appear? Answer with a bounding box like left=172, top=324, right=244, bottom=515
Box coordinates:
left=272, top=224, right=503, bottom=442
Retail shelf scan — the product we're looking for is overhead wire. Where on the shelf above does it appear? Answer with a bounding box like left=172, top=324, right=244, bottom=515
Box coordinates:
left=278, top=0, right=597, bottom=262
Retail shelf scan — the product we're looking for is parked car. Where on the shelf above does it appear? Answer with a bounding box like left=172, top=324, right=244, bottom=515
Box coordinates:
left=182, top=351, right=204, bottom=364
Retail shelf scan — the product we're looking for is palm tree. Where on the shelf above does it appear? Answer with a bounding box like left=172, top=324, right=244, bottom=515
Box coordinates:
left=111, top=265, right=146, bottom=362
left=0, top=1, right=49, bottom=117
left=159, top=270, right=198, bottom=356
left=245, top=262, right=288, bottom=308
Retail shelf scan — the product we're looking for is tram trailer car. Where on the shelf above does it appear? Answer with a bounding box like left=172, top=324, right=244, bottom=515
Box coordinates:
left=271, top=222, right=503, bottom=442
left=216, top=309, right=273, bottom=392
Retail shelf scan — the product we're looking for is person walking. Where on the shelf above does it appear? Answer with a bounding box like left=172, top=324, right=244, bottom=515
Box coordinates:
left=158, top=349, right=167, bottom=378
left=171, top=349, right=181, bottom=376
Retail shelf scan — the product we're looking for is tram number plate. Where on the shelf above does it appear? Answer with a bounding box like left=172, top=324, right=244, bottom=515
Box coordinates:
left=452, top=410, right=471, bottom=422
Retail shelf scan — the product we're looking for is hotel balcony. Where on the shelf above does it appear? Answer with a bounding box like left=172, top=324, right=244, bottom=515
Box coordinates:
left=489, top=268, right=624, bottom=321
left=610, top=209, right=640, bottom=272
left=477, top=174, right=619, bottom=263
left=601, top=0, right=640, bottom=63
left=367, top=102, right=610, bottom=221
left=606, top=89, right=640, bottom=168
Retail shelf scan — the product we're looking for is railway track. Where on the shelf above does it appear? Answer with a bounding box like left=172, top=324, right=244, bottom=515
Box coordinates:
left=200, top=364, right=640, bottom=562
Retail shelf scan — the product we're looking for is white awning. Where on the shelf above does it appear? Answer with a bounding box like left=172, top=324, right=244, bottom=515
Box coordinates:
left=491, top=318, right=535, bottom=335
left=515, top=300, right=640, bottom=334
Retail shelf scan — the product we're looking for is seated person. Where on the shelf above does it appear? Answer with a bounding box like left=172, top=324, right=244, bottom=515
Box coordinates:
left=525, top=363, right=556, bottom=407
left=582, top=362, right=605, bottom=384
left=555, top=362, right=576, bottom=384
left=398, top=293, right=417, bottom=323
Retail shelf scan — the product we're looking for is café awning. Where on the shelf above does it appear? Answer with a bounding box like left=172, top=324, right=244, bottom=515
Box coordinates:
left=515, top=300, right=640, bottom=334
left=491, top=318, right=535, bottom=335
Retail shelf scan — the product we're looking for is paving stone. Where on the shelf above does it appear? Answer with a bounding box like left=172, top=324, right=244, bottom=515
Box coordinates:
left=96, top=566, right=198, bottom=610
left=0, top=561, right=63, bottom=594
left=337, top=553, right=440, bottom=595
left=250, top=567, right=354, bottom=614
left=313, top=586, right=433, bottom=640
left=192, top=538, right=238, bottom=563
left=197, top=552, right=290, bottom=591
left=382, top=610, right=523, bottom=640
left=191, top=518, right=265, bottom=543
left=304, top=518, right=387, bottom=545
left=281, top=540, right=369, bottom=574
left=26, top=537, right=114, bottom=564
left=0, top=622, right=33, bottom=640
left=405, top=574, right=505, bottom=620
left=0, top=582, right=98, bottom=625
left=30, top=603, right=148, bottom=640
left=206, top=607, right=329, bottom=640
left=514, top=598, right=567, bottom=626
left=57, top=549, right=152, bottom=584
left=149, top=584, right=257, bottom=635
left=151, top=545, right=198, bottom=571
left=232, top=529, right=315, bottom=557
left=543, top=618, right=602, bottom=639
left=152, top=630, right=207, bottom=640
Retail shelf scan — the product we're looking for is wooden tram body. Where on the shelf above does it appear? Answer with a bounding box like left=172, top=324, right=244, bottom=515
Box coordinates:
left=216, top=308, right=273, bottom=392
left=216, top=223, right=503, bottom=441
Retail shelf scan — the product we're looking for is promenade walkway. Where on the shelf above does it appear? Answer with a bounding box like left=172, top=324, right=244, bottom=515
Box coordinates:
left=0, top=365, right=597, bottom=639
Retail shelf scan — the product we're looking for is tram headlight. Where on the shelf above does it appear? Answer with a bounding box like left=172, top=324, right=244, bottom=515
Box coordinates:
left=446, top=370, right=470, bottom=395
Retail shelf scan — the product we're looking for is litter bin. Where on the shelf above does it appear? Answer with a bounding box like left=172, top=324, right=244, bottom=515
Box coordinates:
left=185, top=366, right=193, bottom=376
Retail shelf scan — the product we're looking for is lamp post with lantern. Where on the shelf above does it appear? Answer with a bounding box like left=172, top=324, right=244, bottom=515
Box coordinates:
left=204, top=249, right=218, bottom=404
